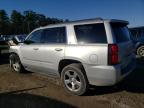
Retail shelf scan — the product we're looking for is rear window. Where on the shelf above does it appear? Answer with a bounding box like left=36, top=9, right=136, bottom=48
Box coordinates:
left=74, top=23, right=107, bottom=44
left=111, top=23, right=130, bottom=43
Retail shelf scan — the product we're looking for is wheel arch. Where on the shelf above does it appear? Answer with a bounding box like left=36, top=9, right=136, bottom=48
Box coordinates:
left=9, top=52, right=23, bottom=66
left=58, top=59, right=87, bottom=77
left=136, top=42, right=144, bottom=50
left=9, top=52, right=20, bottom=59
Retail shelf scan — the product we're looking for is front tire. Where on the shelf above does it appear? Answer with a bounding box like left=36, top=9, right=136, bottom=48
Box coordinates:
left=137, top=45, right=144, bottom=57
left=61, top=63, right=89, bottom=95
left=9, top=54, right=25, bottom=73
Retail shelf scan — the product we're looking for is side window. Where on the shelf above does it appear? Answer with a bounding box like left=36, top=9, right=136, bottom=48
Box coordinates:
left=41, top=27, right=66, bottom=43
left=74, top=23, right=107, bottom=44
left=26, top=30, right=42, bottom=43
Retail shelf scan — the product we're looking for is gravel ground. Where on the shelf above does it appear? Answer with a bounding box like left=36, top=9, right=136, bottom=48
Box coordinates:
left=0, top=54, right=144, bottom=108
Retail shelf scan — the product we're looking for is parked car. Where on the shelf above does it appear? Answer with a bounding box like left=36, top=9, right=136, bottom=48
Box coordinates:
left=8, top=35, right=27, bottom=46
left=9, top=18, right=136, bottom=95
left=129, top=26, right=144, bottom=57
left=0, top=35, right=27, bottom=55
left=0, top=35, right=9, bottom=55
left=14, top=34, right=27, bottom=43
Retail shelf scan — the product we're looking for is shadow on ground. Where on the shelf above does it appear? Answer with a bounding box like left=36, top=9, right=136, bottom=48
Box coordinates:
left=0, top=89, right=75, bottom=108
left=86, top=58, right=144, bottom=96
left=0, top=55, right=75, bottom=108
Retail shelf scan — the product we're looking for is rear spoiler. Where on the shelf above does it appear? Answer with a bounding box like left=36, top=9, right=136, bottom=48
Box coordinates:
left=109, top=19, right=129, bottom=25
left=106, top=19, right=129, bottom=25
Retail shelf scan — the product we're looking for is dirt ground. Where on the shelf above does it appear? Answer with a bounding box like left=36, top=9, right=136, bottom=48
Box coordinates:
left=0, top=54, right=144, bottom=108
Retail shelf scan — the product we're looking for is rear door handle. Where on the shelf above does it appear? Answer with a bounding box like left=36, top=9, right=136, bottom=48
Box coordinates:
left=55, top=48, right=63, bottom=51
left=33, top=48, right=39, bottom=50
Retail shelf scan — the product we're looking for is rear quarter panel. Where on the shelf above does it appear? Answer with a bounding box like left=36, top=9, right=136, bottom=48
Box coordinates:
left=65, top=44, right=108, bottom=65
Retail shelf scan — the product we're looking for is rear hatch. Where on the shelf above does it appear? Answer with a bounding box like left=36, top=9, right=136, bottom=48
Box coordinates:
left=111, top=22, right=135, bottom=72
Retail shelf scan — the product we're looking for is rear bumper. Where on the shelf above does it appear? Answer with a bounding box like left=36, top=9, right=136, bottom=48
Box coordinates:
left=84, top=60, right=136, bottom=86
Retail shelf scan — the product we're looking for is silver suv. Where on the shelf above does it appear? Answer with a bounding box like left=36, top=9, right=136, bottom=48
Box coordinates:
left=9, top=18, right=136, bottom=95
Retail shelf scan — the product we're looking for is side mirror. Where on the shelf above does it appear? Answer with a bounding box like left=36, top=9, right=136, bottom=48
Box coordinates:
left=24, top=40, right=34, bottom=44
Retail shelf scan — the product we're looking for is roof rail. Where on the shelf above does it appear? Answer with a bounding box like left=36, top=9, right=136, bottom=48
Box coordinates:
left=40, top=17, right=103, bottom=28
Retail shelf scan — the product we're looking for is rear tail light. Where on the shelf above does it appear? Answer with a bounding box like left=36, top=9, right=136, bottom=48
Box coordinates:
left=108, top=44, right=118, bottom=65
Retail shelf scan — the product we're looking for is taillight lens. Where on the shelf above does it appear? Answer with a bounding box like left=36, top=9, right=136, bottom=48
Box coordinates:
left=108, top=44, right=118, bottom=65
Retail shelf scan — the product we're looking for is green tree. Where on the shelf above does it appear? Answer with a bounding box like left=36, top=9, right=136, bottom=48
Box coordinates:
left=46, top=17, right=63, bottom=25
left=11, top=10, right=24, bottom=34
left=23, top=10, right=64, bottom=34
left=0, top=10, right=10, bottom=35
left=35, top=14, right=47, bottom=27
left=23, top=10, right=37, bottom=33
left=0, top=9, right=67, bottom=35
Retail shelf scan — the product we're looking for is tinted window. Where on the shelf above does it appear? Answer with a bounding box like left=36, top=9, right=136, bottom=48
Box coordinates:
left=26, top=30, right=42, bottom=43
left=130, top=29, right=144, bottom=41
left=111, top=23, right=130, bottom=43
left=74, top=23, right=107, bottom=44
left=42, top=27, right=66, bottom=43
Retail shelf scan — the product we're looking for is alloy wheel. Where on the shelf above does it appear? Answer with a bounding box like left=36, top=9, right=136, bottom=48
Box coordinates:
left=64, top=70, right=82, bottom=92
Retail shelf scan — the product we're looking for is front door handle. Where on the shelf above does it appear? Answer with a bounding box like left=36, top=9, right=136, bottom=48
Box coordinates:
left=33, top=48, right=39, bottom=50
left=55, top=48, right=63, bottom=51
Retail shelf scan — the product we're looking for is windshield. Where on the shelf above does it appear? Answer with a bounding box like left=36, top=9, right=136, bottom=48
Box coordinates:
left=111, top=23, right=130, bottom=43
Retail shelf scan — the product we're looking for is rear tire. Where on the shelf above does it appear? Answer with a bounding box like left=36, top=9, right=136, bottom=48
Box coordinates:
left=137, top=45, right=144, bottom=57
left=9, top=53, right=25, bottom=73
left=61, top=63, right=89, bottom=95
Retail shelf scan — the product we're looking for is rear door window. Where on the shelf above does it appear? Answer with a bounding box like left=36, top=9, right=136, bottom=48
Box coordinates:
left=74, top=23, right=107, bottom=44
left=41, top=27, right=66, bottom=43
left=111, top=23, right=130, bottom=43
